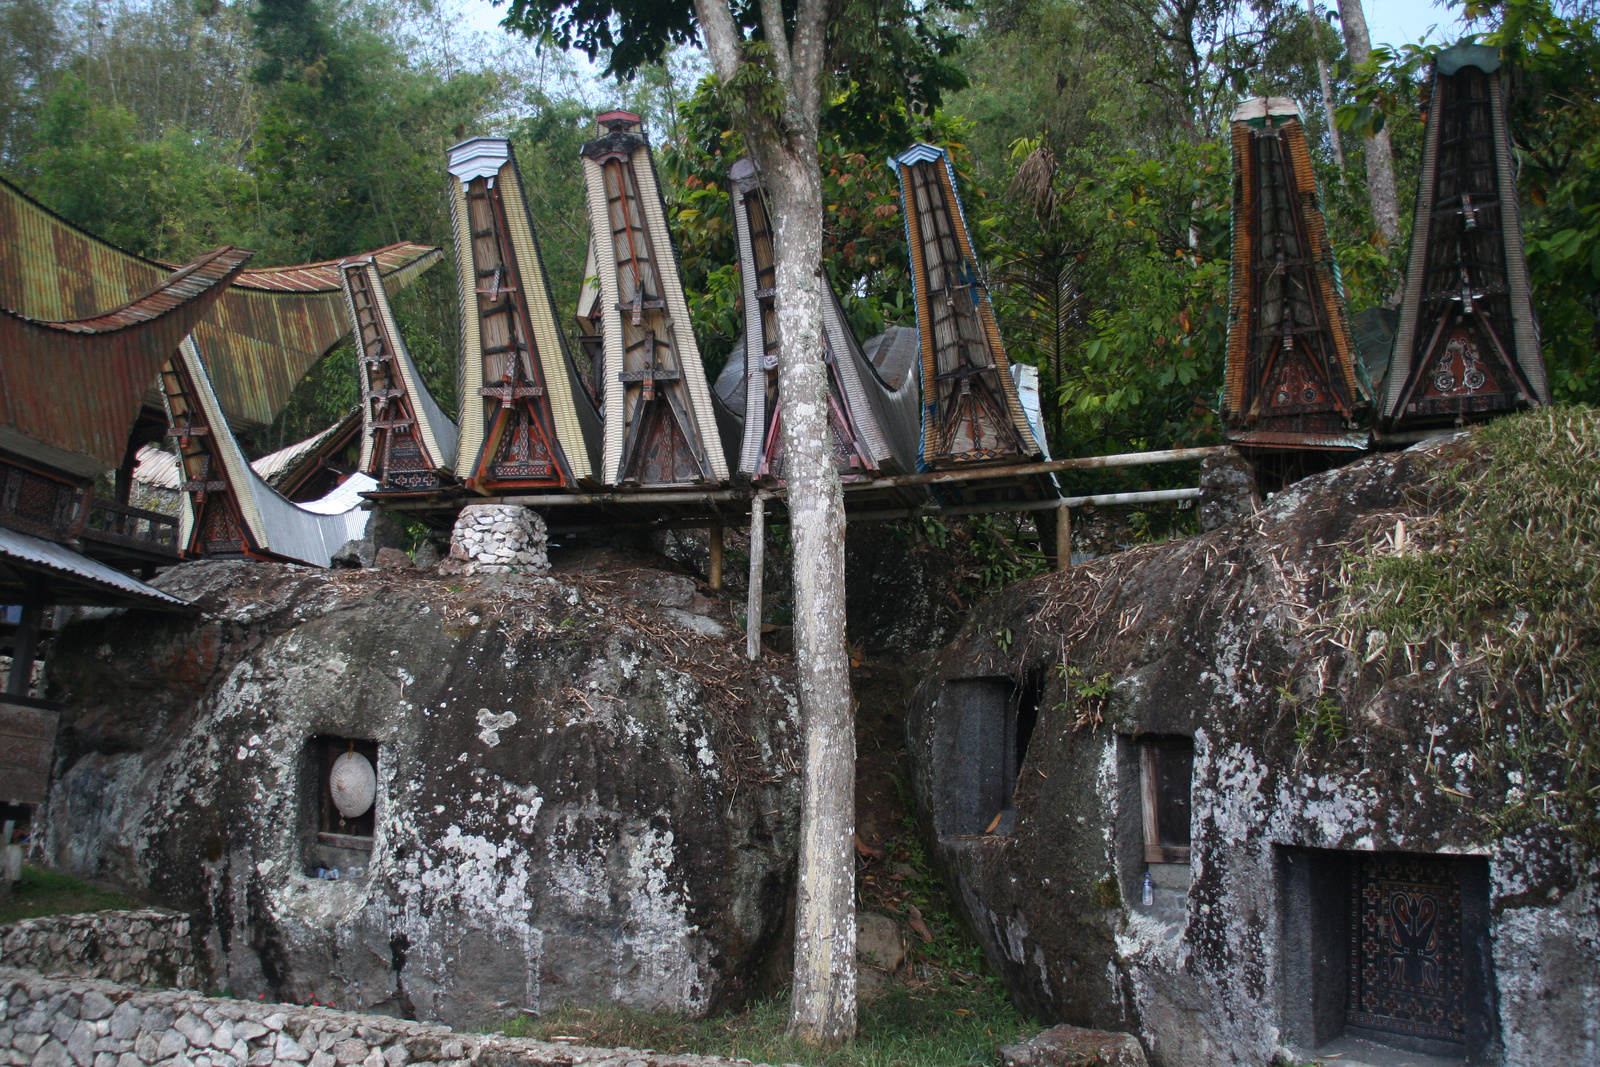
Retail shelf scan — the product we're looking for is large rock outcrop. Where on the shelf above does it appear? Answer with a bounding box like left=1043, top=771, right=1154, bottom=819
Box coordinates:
left=906, top=427, right=1599, bottom=1066
left=43, top=560, right=799, bottom=1028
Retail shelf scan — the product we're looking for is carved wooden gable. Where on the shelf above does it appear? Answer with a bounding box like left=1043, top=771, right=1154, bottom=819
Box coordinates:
left=1224, top=97, right=1371, bottom=450
left=1382, top=45, right=1548, bottom=430
left=580, top=113, right=728, bottom=488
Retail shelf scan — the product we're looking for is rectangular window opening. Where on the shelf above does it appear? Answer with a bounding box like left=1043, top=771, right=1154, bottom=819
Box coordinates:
left=303, top=735, right=378, bottom=878
left=1139, top=736, right=1192, bottom=865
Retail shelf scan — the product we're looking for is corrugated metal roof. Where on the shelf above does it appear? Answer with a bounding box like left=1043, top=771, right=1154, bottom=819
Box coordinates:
left=0, top=247, right=252, bottom=473
left=136, top=409, right=361, bottom=493
left=0, top=175, right=442, bottom=429
left=0, top=524, right=190, bottom=608
left=251, top=408, right=362, bottom=487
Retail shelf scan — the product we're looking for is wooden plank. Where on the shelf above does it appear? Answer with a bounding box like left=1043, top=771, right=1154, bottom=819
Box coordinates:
left=0, top=699, right=58, bottom=805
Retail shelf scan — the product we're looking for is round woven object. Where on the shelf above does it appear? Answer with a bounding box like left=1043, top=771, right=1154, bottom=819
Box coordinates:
left=330, top=751, right=376, bottom=819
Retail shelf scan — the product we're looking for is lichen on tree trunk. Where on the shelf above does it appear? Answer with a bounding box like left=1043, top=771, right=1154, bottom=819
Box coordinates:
left=694, top=0, right=857, bottom=1043
left=1338, top=0, right=1402, bottom=244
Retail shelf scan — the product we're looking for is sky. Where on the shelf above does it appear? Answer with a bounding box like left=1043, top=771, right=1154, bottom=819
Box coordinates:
left=453, top=0, right=1471, bottom=81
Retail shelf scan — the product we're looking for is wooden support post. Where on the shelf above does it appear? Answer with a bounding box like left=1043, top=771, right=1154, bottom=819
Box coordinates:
left=746, top=494, right=765, bottom=660
left=6, top=595, right=43, bottom=697
left=708, top=524, right=724, bottom=590
left=1055, top=501, right=1072, bottom=571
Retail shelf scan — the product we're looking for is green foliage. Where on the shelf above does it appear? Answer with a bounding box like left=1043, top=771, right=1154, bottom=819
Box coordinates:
left=1332, top=407, right=1600, bottom=848
left=21, top=75, right=256, bottom=260
left=1056, top=662, right=1112, bottom=730
left=1280, top=687, right=1348, bottom=750
left=0, top=865, right=138, bottom=925
left=499, top=981, right=1028, bottom=1067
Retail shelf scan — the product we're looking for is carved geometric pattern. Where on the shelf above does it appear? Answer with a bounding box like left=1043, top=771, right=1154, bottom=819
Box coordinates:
left=1348, top=852, right=1467, bottom=1044
left=195, top=495, right=247, bottom=556
left=0, top=460, right=85, bottom=542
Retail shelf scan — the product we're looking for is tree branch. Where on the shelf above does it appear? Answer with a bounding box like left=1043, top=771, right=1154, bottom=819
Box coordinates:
left=693, top=0, right=743, bottom=85
left=759, top=0, right=795, bottom=94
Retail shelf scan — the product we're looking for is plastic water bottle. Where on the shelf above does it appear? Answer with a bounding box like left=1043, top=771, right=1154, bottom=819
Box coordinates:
left=1142, top=870, right=1154, bottom=907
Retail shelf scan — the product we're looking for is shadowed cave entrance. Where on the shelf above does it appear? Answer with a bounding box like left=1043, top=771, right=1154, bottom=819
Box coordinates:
left=930, top=674, right=1041, bottom=838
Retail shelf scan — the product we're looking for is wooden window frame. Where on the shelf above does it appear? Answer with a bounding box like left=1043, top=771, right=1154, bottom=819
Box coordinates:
left=1140, top=741, right=1192, bottom=865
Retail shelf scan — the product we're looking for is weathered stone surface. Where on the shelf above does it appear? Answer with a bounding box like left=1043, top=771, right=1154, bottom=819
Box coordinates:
left=1196, top=446, right=1259, bottom=532
left=999, top=1024, right=1149, bottom=1067
left=907, top=434, right=1600, bottom=1066
left=43, top=561, right=800, bottom=1027
left=0, top=910, right=197, bottom=991
left=373, top=548, right=412, bottom=571
left=855, top=912, right=904, bottom=973
left=0, top=969, right=783, bottom=1067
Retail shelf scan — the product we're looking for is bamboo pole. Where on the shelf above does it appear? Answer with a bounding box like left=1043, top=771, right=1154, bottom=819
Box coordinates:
left=1056, top=501, right=1072, bottom=571
left=746, top=493, right=766, bottom=660
left=709, top=524, right=724, bottom=589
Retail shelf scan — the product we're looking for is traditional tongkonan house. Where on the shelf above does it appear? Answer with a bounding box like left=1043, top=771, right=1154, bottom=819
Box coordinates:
left=1381, top=44, right=1549, bottom=432
left=161, top=336, right=374, bottom=568
left=721, top=157, right=920, bottom=485
left=580, top=112, right=729, bottom=488
left=339, top=256, right=460, bottom=496
left=447, top=138, right=601, bottom=492
left=890, top=144, right=1054, bottom=506
left=0, top=248, right=240, bottom=823
left=1223, top=98, right=1372, bottom=456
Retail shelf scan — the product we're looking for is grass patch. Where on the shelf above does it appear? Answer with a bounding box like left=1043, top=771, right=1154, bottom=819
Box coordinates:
left=0, top=864, right=139, bottom=925
left=1326, top=406, right=1600, bottom=847
left=499, top=978, right=1030, bottom=1067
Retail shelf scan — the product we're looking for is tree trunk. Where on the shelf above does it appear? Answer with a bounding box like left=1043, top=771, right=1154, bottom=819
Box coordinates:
left=1337, top=0, right=1401, bottom=242
left=762, top=141, right=857, bottom=1047
left=693, top=0, right=856, bottom=1045
left=1308, top=0, right=1347, bottom=174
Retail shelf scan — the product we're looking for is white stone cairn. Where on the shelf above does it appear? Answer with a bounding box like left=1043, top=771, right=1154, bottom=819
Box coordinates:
left=447, top=504, right=548, bottom=575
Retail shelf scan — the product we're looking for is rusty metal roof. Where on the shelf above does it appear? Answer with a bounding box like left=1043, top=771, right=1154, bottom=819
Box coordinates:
left=0, top=174, right=442, bottom=429
left=0, top=246, right=251, bottom=474
left=0, top=524, right=191, bottom=609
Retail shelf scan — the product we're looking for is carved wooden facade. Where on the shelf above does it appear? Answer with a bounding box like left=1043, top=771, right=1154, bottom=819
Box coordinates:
left=1224, top=97, right=1372, bottom=450
left=727, top=158, right=918, bottom=484
left=448, top=138, right=601, bottom=492
left=340, top=257, right=459, bottom=496
left=892, top=144, right=1042, bottom=472
left=580, top=112, right=728, bottom=488
left=162, top=337, right=370, bottom=567
left=1382, top=45, right=1548, bottom=430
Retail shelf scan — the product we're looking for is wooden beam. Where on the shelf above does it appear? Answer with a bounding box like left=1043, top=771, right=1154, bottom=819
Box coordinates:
left=1056, top=501, right=1072, bottom=571
left=746, top=493, right=765, bottom=661
left=708, top=524, right=724, bottom=590
left=6, top=596, right=42, bottom=697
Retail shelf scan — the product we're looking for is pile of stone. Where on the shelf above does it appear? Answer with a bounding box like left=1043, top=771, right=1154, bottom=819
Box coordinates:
left=0, top=910, right=197, bottom=991
left=0, top=968, right=765, bottom=1067
left=443, top=504, right=549, bottom=576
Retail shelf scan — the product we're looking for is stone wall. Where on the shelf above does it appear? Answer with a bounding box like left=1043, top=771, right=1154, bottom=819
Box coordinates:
left=0, top=967, right=764, bottom=1067
left=0, top=910, right=199, bottom=991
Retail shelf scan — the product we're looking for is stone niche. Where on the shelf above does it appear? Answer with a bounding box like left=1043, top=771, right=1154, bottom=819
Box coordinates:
left=927, top=674, right=1042, bottom=839
left=1279, top=847, right=1496, bottom=1063
left=300, top=735, right=379, bottom=878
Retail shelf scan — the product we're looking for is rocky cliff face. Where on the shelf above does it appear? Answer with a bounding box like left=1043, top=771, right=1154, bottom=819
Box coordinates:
left=43, top=559, right=799, bottom=1028
left=905, top=427, right=1599, bottom=1066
